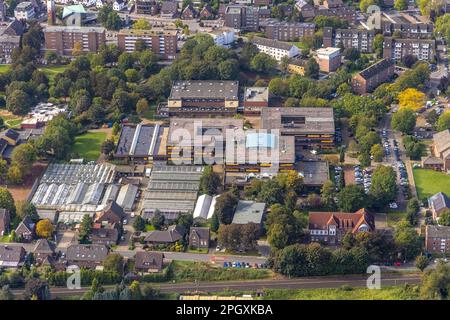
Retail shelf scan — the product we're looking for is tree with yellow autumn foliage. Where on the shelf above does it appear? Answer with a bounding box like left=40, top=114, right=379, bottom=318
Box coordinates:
left=398, top=88, right=426, bottom=111
left=36, top=219, right=54, bottom=238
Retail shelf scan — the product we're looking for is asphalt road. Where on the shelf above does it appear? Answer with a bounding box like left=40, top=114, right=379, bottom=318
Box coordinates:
left=10, top=273, right=421, bottom=298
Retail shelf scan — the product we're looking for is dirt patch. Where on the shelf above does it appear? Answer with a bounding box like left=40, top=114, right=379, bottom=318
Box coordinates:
left=344, top=167, right=355, bottom=186
left=7, top=162, right=48, bottom=202
left=245, top=116, right=261, bottom=129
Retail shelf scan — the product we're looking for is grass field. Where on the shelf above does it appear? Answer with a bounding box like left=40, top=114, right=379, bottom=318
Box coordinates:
left=413, top=168, right=450, bottom=200
left=262, top=285, right=420, bottom=300
left=171, top=261, right=272, bottom=282
left=72, top=131, right=107, bottom=162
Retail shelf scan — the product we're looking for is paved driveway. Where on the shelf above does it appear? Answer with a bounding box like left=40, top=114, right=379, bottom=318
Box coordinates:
left=56, top=231, right=75, bottom=251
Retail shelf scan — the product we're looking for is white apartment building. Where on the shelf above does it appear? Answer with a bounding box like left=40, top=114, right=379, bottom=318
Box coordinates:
left=251, top=36, right=299, bottom=61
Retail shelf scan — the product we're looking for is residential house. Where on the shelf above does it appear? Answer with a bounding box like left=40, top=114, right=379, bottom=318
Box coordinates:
left=96, top=0, right=105, bottom=8
left=0, top=209, right=10, bottom=236
left=352, top=58, right=395, bottom=95
left=66, top=244, right=109, bottom=269
left=181, top=4, right=198, bottom=19
left=144, top=225, right=186, bottom=245
left=0, top=245, right=26, bottom=268
left=200, top=4, right=214, bottom=19
left=425, top=225, right=450, bottom=254
left=91, top=226, right=119, bottom=246
left=135, top=251, right=164, bottom=273
left=113, top=0, right=126, bottom=11
left=308, top=208, right=375, bottom=245
left=136, top=0, right=160, bottom=15
left=428, top=192, right=450, bottom=220
left=15, top=216, right=36, bottom=242
left=160, top=1, right=178, bottom=18
left=33, top=239, right=56, bottom=265
left=251, top=36, right=300, bottom=61
left=94, top=201, right=125, bottom=226
left=189, top=227, right=210, bottom=250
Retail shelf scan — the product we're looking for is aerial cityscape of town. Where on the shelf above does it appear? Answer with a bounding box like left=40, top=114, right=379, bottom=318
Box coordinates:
left=0, top=0, right=449, bottom=304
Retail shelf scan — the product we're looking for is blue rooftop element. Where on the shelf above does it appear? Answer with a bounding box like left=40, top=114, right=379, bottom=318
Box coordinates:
left=246, top=133, right=276, bottom=149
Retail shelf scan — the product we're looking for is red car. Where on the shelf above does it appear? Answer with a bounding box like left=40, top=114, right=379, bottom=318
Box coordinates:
left=394, top=262, right=402, bottom=267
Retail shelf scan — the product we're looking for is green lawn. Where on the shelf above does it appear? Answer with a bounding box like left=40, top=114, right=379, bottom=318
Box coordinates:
left=0, top=64, right=10, bottom=73
left=413, top=168, right=450, bottom=200
left=0, top=114, right=23, bottom=128
left=387, top=211, right=407, bottom=227
left=290, top=42, right=308, bottom=50
left=38, top=65, right=68, bottom=85
left=0, top=64, right=67, bottom=84
left=72, top=131, right=107, bottom=162
left=145, top=224, right=155, bottom=231
left=187, top=248, right=209, bottom=254
left=262, top=286, right=420, bottom=300
left=0, top=234, right=12, bottom=243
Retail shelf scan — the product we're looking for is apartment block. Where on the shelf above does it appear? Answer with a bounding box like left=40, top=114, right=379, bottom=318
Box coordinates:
left=224, top=5, right=259, bottom=31
left=323, top=27, right=375, bottom=53
left=352, top=58, right=395, bottom=95
left=260, top=19, right=316, bottom=42
left=43, top=26, right=106, bottom=55
left=251, top=36, right=300, bottom=61
left=383, top=37, right=436, bottom=62
left=315, top=47, right=341, bottom=73
left=425, top=225, right=450, bottom=254
left=117, top=29, right=177, bottom=59
left=382, top=22, right=434, bottom=39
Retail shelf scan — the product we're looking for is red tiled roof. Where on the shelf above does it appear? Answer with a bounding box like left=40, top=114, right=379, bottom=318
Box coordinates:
left=308, top=209, right=375, bottom=233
